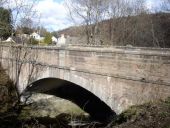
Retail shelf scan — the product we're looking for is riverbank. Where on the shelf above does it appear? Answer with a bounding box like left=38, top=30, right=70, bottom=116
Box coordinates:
left=111, top=97, right=170, bottom=128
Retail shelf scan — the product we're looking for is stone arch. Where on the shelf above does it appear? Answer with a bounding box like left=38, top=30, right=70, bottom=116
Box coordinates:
left=23, top=77, right=116, bottom=122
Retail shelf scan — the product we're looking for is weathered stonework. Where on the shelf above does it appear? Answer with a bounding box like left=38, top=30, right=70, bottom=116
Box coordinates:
left=0, top=44, right=170, bottom=113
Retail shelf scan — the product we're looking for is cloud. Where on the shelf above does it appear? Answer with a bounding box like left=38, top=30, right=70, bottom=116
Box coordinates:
left=34, top=0, right=72, bottom=31
left=36, top=0, right=162, bottom=31
left=145, top=0, right=162, bottom=11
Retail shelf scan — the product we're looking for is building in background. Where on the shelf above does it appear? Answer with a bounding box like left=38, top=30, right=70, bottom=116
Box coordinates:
left=30, top=32, right=44, bottom=41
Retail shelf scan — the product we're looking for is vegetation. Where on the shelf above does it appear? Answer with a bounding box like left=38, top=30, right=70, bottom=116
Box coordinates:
left=64, top=0, right=170, bottom=47
left=16, top=18, right=34, bottom=35
left=28, top=37, right=39, bottom=45
left=57, top=12, right=170, bottom=47
left=0, top=7, right=12, bottom=39
left=43, top=32, right=52, bottom=45
left=111, top=98, right=170, bottom=128
left=0, top=0, right=38, bottom=43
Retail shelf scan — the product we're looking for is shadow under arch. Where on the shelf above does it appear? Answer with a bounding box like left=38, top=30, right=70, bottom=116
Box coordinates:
left=22, top=77, right=116, bottom=122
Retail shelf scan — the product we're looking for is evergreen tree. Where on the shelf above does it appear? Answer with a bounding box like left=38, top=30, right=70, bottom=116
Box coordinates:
left=0, top=7, right=12, bottom=39
left=44, top=32, right=52, bottom=45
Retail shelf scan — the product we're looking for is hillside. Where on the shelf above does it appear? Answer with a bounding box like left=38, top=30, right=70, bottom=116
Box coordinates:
left=56, top=13, right=170, bottom=48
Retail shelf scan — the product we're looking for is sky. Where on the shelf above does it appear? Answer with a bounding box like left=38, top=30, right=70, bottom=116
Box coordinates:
left=146, top=0, right=163, bottom=11
left=4, top=0, right=164, bottom=32
left=34, top=0, right=163, bottom=32
left=32, top=0, right=70, bottom=31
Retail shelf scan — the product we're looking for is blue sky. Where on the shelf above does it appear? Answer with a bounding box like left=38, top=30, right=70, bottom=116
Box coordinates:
left=31, top=0, right=163, bottom=31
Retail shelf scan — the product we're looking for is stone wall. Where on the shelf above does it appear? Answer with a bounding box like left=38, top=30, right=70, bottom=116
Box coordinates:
left=0, top=44, right=170, bottom=113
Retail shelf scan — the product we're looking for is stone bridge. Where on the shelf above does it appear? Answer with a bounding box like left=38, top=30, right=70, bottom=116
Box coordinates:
left=0, top=44, right=170, bottom=113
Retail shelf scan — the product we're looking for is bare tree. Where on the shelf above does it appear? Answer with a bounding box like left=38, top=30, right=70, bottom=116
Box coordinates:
left=65, top=0, right=169, bottom=47
left=0, top=0, right=8, bottom=6
left=1, top=0, right=38, bottom=36
left=65, top=0, right=109, bottom=44
left=107, top=0, right=148, bottom=46
left=66, top=0, right=151, bottom=46
left=161, top=0, right=170, bottom=12
left=0, top=0, right=40, bottom=107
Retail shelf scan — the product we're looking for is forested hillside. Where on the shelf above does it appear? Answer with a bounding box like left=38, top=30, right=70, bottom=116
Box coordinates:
left=57, top=13, right=170, bottom=47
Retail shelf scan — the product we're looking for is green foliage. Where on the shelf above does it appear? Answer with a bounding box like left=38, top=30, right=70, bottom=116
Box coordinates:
left=43, top=32, right=52, bottom=45
left=28, top=37, right=39, bottom=45
left=51, top=31, right=59, bottom=38
left=0, top=7, right=12, bottom=39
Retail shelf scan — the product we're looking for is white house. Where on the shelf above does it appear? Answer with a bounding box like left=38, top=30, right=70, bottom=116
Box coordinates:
left=4, top=37, right=15, bottom=43
left=52, top=36, right=58, bottom=43
left=30, top=32, right=44, bottom=41
left=57, top=34, right=66, bottom=46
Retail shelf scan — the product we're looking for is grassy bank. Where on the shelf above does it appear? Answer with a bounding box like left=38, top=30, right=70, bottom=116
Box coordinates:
left=111, top=98, right=170, bottom=128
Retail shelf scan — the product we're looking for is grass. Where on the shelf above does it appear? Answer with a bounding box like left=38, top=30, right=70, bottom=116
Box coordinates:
left=110, top=98, right=170, bottom=128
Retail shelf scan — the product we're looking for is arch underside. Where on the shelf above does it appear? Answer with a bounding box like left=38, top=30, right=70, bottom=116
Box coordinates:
left=22, top=77, right=116, bottom=122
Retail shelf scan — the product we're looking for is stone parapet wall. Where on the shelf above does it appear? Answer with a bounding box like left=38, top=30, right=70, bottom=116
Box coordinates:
left=1, top=44, right=169, bottom=85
